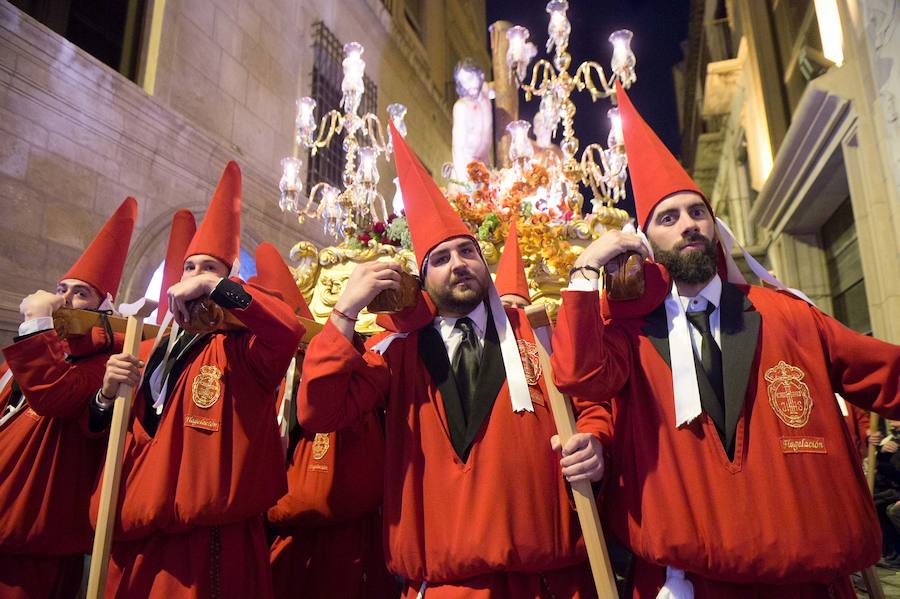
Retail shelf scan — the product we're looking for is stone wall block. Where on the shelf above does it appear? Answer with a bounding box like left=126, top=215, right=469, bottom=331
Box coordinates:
left=177, top=0, right=215, bottom=37
left=166, top=55, right=235, bottom=141
left=214, top=8, right=243, bottom=59
left=0, top=135, right=29, bottom=178
left=46, top=132, right=119, bottom=180
left=25, top=152, right=98, bottom=209
left=43, top=199, right=104, bottom=249
left=232, top=104, right=275, bottom=169
left=175, top=16, right=222, bottom=76
left=0, top=173, right=46, bottom=238
left=235, top=1, right=262, bottom=40
left=219, top=52, right=248, bottom=103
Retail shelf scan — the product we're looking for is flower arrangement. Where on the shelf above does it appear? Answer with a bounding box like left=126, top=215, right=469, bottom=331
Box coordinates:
left=346, top=213, right=409, bottom=250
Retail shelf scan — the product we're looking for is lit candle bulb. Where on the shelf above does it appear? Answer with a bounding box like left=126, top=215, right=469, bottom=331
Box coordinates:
left=387, top=103, right=407, bottom=137
left=545, top=1, right=571, bottom=54
left=507, top=120, right=534, bottom=163
left=609, top=29, right=636, bottom=84
left=341, top=42, right=366, bottom=114
left=295, top=97, right=317, bottom=147
left=607, top=107, right=623, bottom=148
left=506, top=25, right=535, bottom=83
left=278, top=156, right=302, bottom=213
left=356, top=146, right=379, bottom=185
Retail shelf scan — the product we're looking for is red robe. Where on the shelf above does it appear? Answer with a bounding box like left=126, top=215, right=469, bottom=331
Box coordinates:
left=92, top=282, right=303, bottom=598
left=298, top=307, right=605, bottom=597
left=267, top=358, right=395, bottom=599
left=551, top=284, right=900, bottom=597
left=0, top=327, right=120, bottom=599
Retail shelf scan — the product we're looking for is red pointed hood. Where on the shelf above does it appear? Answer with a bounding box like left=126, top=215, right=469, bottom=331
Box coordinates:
left=390, top=122, right=472, bottom=269
left=254, top=242, right=313, bottom=319
left=185, top=161, right=241, bottom=268
left=617, top=81, right=707, bottom=230
left=494, top=218, right=530, bottom=302
left=157, top=209, right=197, bottom=323
left=61, top=196, right=137, bottom=299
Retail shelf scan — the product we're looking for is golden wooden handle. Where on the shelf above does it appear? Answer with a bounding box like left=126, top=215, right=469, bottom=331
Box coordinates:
left=527, top=304, right=619, bottom=598
left=86, top=299, right=157, bottom=598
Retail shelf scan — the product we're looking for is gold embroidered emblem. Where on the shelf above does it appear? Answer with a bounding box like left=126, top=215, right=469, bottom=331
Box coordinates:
left=312, top=433, right=330, bottom=460
left=191, top=365, right=222, bottom=409
left=517, top=339, right=542, bottom=386
left=765, top=361, right=813, bottom=428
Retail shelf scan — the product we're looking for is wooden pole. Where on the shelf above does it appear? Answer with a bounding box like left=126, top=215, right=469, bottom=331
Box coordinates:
left=489, top=20, right=519, bottom=169
left=526, top=305, right=619, bottom=598
left=86, top=299, right=157, bottom=598
left=867, top=413, right=880, bottom=494
left=863, top=412, right=886, bottom=599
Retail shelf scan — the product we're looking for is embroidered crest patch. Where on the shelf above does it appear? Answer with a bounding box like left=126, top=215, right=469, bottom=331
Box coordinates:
left=765, top=361, right=813, bottom=428
left=191, top=365, right=222, bottom=409
left=312, top=432, right=330, bottom=460
left=517, top=339, right=542, bottom=386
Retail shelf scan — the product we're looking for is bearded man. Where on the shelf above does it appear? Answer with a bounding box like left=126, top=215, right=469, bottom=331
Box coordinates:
left=550, top=83, right=900, bottom=598
left=298, top=124, right=606, bottom=598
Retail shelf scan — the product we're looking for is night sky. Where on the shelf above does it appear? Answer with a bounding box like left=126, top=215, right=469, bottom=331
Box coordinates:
left=485, top=0, right=690, bottom=214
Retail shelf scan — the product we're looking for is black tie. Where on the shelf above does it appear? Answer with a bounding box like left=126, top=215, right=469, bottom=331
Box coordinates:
left=160, top=331, right=197, bottom=385
left=451, top=317, right=481, bottom=423
left=686, top=304, right=724, bottom=405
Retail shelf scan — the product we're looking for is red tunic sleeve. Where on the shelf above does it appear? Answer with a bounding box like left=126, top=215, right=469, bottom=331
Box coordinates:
left=298, top=320, right=391, bottom=433
left=809, top=303, right=900, bottom=415
left=222, top=280, right=305, bottom=392
left=550, top=290, right=634, bottom=399
left=1, top=330, right=106, bottom=419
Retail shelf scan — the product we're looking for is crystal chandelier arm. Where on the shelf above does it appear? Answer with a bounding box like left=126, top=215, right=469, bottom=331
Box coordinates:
left=573, top=61, right=615, bottom=101
left=309, top=110, right=344, bottom=156
left=302, top=182, right=329, bottom=218
left=579, top=143, right=606, bottom=199
left=520, top=59, right=557, bottom=101
left=363, top=114, right=389, bottom=154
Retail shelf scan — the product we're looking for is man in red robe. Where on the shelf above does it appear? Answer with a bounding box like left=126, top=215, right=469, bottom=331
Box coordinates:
left=254, top=242, right=397, bottom=599
left=0, top=197, right=137, bottom=598
left=92, top=162, right=303, bottom=598
left=550, top=83, right=900, bottom=598
left=298, top=124, right=606, bottom=598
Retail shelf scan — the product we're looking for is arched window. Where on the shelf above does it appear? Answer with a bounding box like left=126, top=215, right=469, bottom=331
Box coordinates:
left=143, top=248, right=257, bottom=320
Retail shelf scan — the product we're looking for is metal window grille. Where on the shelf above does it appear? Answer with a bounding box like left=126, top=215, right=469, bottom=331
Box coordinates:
left=306, top=21, right=379, bottom=191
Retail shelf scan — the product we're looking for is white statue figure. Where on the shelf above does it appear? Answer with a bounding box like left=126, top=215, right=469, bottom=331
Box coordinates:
left=451, top=60, right=493, bottom=185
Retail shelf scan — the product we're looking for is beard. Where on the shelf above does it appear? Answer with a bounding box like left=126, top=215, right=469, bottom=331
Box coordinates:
left=652, top=233, right=718, bottom=285
left=425, top=267, right=490, bottom=315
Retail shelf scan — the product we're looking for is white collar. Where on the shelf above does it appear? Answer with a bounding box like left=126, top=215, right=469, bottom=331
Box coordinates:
left=434, top=301, right=488, bottom=344
left=679, top=274, right=722, bottom=310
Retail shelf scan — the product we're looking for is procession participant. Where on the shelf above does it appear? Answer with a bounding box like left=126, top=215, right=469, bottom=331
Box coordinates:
left=156, top=209, right=196, bottom=324
left=91, top=162, right=303, bottom=599
left=0, top=197, right=137, bottom=599
left=298, top=123, right=606, bottom=598
left=254, top=242, right=396, bottom=599
left=494, top=218, right=531, bottom=309
left=550, top=82, right=900, bottom=598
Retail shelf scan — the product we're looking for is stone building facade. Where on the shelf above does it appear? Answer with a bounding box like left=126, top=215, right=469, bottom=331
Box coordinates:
left=675, top=0, right=900, bottom=344
left=0, top=0, right=488, bottom=345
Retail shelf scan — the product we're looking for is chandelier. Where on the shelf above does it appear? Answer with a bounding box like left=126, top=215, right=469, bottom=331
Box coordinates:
left=278, top=41, right=407, bottom=240
left=274, top=2, right=639, bottom=333
left=502, top=0, right=636, bottom=213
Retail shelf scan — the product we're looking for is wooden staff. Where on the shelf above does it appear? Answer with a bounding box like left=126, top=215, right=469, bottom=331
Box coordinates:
left=862, top=412, right=886, bottom=599
left=86, top=298, right=157, bottom=598
left=525, top=304, right=619, bottom=598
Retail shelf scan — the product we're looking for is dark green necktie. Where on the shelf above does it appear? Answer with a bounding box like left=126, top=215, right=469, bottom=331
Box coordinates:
left=686, top=304, right=724, bottom=404
left=451, top=317, right=481, bottom=423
